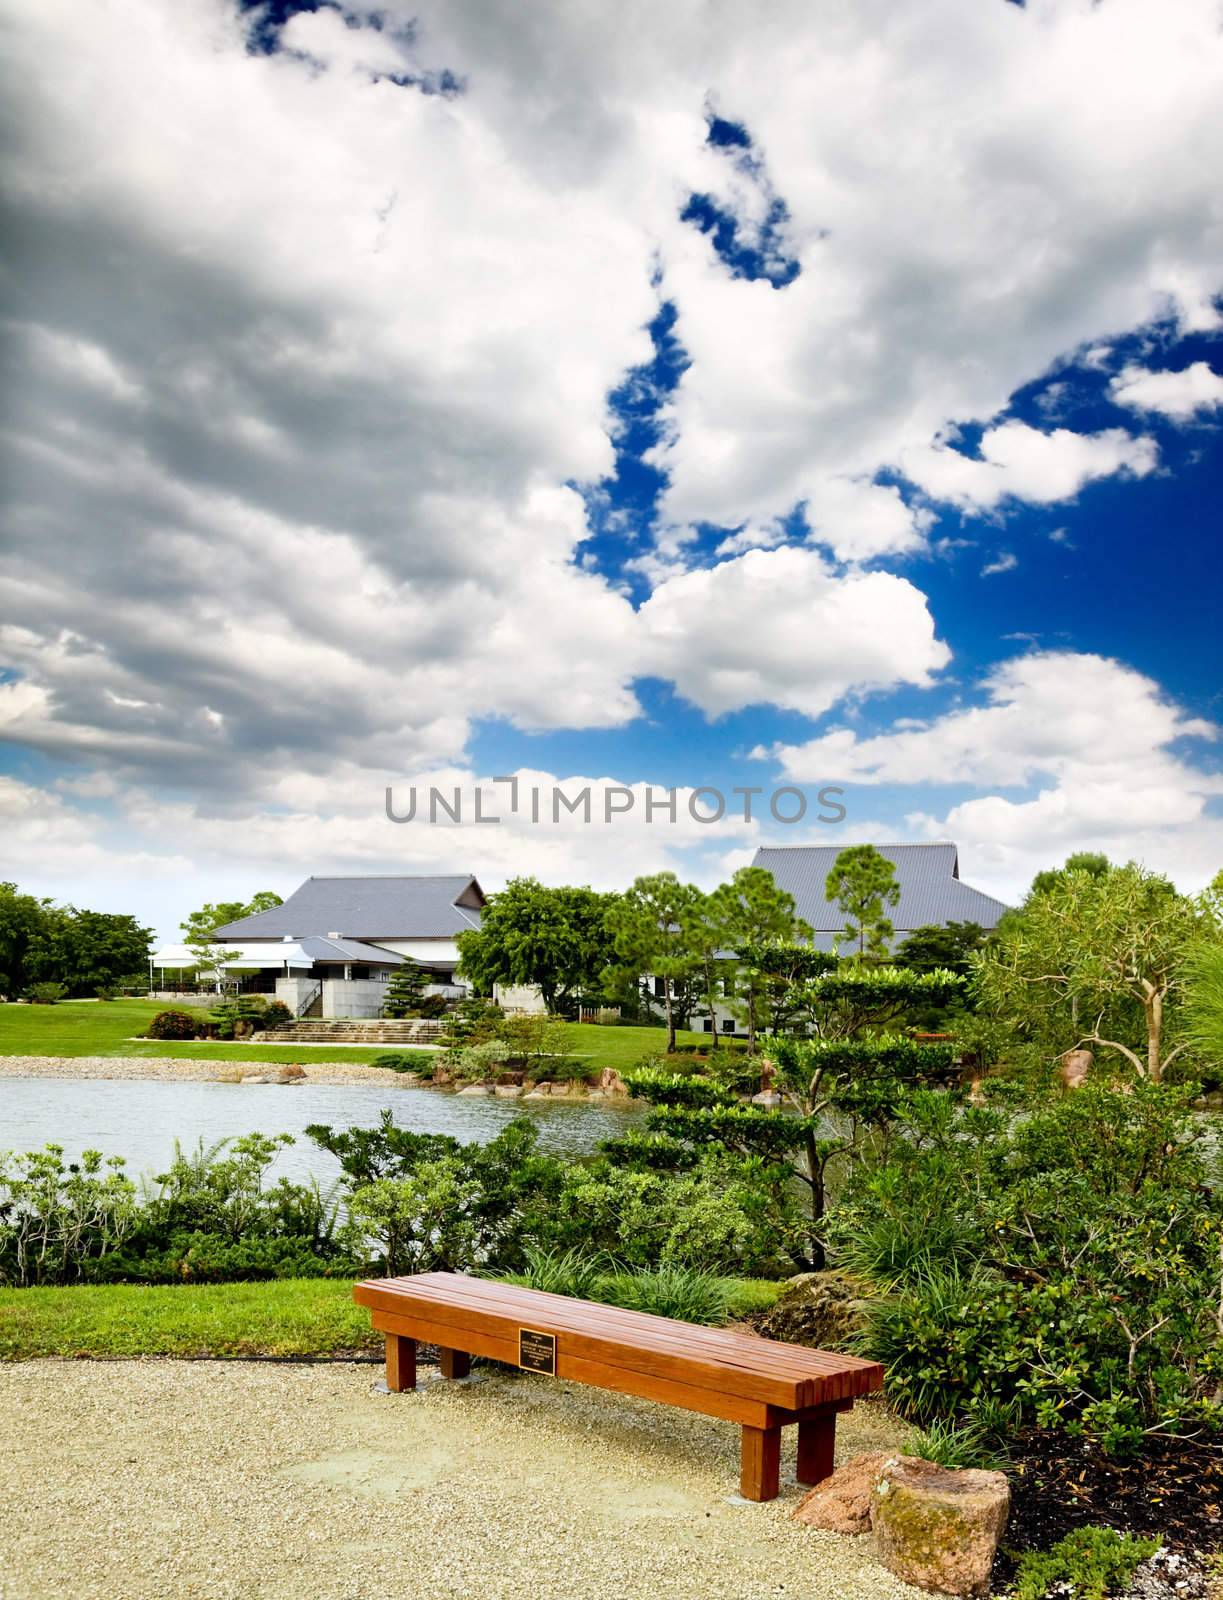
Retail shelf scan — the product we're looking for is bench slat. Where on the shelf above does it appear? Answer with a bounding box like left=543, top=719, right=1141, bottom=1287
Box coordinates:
left=370, top=1308, right=776, bottom=1428
left=354, top=1274, right=882, bottom=1409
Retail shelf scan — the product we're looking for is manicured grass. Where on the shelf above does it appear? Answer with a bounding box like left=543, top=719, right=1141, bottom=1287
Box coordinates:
left=0, top=1278, right=377, bottom=1359
left=0, top=1000, right=708, bottom=1072
left=0, top=1276, right=784, bottom=1360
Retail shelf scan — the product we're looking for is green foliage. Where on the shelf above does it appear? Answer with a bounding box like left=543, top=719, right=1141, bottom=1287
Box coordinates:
left=907, top=1416, right=1006, bottom=1472
left=0, top=882, right=152, bottom=998
left=895, top=921, right=989, bottom=977
left=456, top=878, right=619, bottom=1012
left=27, top=981, right=68, bottom=1004
left=370, top=1052, right=433, bottom=1074
left=1013, top=1527, right=1161, bottom=1600
left=1182, top=940, right=1223, bottom=1077
left=179, top=892, right=283, bottom=946
left=0, top=1145, right=138, bottom=1286
left=840, top=1082, right=1223, bottom=1450
left=977, top=862, right=1212, bottom=1081
left=1028, top=852, right=1113, bottom=900
left=601, top=1262, right=733, bottom=1324
left=381, top=961, right=429, bottom=1018
left=146, top=1008, right=202, bottom=1040
left=498, top=1243, right=613, bottom=1298
left=608, top=872, right=704, bottom=1049
left=825, top=844, right=901, bottom=959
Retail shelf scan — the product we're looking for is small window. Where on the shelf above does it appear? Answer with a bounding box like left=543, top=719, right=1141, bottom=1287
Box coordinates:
left=653, top=976, right=666, bottom=999
left=721, top=1019, right=735, bottom=1034
left=703, top=1019, right=714, bottom=1032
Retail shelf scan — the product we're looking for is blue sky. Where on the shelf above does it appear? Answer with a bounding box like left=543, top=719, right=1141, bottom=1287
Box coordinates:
left=2, top=0, right=1222, bottom=939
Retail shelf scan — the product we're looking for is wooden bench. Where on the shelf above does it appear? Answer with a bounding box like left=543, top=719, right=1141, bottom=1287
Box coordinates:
left=353, top=1271, right=883, bottom=1501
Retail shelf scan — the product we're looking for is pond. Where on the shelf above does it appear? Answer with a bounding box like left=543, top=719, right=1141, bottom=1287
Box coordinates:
left=0, top=1078, right=644, bottom=1187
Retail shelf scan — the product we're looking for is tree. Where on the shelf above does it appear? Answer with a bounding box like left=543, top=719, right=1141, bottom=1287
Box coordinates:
left=977, top=863, right=1213, bottom=1082
left=181, top=892, right=282, bottom=993
left=734, top=942, right=836, bottom=1040
left=0, top=883, right=54, bottom=996
left=681, top=885, right=740, bottom=1044
left=382, top=961, right=429, bottom=1018
left=455, top=878, right=618, bottom=1013
left=894, top=922, right=987, bottom=976
left=720, top=866, right=812, bottom=1048
left=608, top=873, right=702, bottom=1051
left=1028, top=852, right=1111, bottom=900
left=622, top=963, right=964, bottom=1267
left=180, top=891, right=283, bottom=947
left=825, top=845, right=900, bottom=959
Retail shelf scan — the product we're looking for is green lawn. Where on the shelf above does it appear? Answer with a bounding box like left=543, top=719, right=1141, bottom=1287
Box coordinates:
left=0, top=1276, right=783, bottom=1360
left=0, top=999, right=709, bottom=1071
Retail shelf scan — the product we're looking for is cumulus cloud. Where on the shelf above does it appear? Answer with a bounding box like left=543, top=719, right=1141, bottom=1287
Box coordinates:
left=639, top=547, right=949, bottom=717
left=900, top=423, right=1157, bottom=511
left=768, top=652, right=1223, bottom=897
left=1110, top=361, right=1223, bottom=419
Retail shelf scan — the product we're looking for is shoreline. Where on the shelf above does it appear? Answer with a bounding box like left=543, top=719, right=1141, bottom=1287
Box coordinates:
left=0, top=1055, right=625, bottom=1101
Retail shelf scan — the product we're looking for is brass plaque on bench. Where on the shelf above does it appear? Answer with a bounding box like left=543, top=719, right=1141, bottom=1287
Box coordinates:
left=519, top=1328, right=556, bottom=1375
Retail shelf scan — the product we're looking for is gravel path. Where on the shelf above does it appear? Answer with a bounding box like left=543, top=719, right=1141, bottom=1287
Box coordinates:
left=0, top=1360, right=920, bottom=1600
left=0, top=1054, right=421, bottom=1087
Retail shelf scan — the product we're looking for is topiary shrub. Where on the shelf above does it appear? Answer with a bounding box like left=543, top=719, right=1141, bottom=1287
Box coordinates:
left=261, top=1000, right=293, bottom=1029
left=146, top=1009, right=201, bottom=1041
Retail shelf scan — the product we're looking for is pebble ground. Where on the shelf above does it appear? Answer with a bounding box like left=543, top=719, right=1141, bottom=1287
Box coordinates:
left=0, top=1360, right=922, bottom=1600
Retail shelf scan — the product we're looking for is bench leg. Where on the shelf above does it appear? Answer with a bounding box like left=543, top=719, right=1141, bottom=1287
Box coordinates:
left=438, top=1347, right=472, bottom=1380
left=385, top=1333, right=416, bottom=1393
left=740, top=1424, right=781, bottom=1501
left=796, top=1410, right=836, bottom=1487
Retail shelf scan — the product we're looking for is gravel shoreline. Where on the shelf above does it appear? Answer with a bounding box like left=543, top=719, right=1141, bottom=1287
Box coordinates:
left=0, top=1360, right=921, bottom=1600
left=0, top=1054, right=425, bottom=1087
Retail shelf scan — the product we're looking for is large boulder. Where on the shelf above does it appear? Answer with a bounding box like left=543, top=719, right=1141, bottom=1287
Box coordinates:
left=276, top=1063, right=306, bottom=1084
left=870, top=1455, right=1009, bottom=1597
left=792, top=1452, right=888, bottom=1534
left=748, top=1270, right=867, bottom=1349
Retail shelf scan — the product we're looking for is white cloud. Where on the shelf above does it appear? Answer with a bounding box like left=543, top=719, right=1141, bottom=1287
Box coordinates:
left=639, top=547, right=950, bottom=718
left=1110, top=361, right=1223, bottom=419
left=769, top=652, right=1223, bottom=898
left=981, top=552, right=1018, bottom=577
left=901, top=422, right=1157, bottom=511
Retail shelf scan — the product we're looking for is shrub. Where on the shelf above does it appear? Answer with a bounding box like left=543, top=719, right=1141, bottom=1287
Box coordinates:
left=94, top=986, right=116, bottom=1002
left=371, top=1052, right=432, bottom=1074
left=840, top=1083, right=1223, bottom=1451
left=0, top=1145, right=138, bottom=1286
left=455, top=1039, right=512, bottom=1082
left=262, top=1000, right=293, bottom=1028
left=498, top=1244, right=612, bottom=1299
left=146, top=1008, right=202, bottom=1040
left=1013, top=1527, right=1161, bottom=1600
left=907, top=1417, right=1006, bottom=1472
left=27, top=981, right=67, bottom=1004
left=599, top=1262, right=732, bottom=1325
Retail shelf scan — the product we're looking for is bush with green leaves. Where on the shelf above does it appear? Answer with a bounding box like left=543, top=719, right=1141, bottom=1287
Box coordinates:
left=1013, top=1527, right=1161, bottom=1600
left=0, top=1145, right=138, bottom=1286
left=27, top=981, right=68, bottom=1004
left=498, top=1248, right=734, bottom=1325
left=835, top=1081, right=1223, bottom=1451
left=146, top=1008, right=202, bottom=1040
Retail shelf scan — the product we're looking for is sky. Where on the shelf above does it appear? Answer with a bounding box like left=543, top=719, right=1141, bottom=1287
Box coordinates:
left=1, top=0, right=1222, bottom=942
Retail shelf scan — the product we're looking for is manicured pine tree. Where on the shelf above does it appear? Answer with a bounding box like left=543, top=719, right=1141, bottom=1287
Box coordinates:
left=382, top=961, right=429, bottom=1018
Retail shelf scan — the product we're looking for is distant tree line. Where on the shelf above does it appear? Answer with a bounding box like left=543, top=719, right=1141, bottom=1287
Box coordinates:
left=0, top=881, right=152, bottom=999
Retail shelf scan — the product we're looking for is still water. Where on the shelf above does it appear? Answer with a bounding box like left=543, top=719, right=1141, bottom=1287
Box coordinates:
left=0, top=1077, right=643, bottom=1186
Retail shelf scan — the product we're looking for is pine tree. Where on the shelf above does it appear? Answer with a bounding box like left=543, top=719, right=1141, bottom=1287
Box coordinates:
left=382, top=961, right=429, bottom=1017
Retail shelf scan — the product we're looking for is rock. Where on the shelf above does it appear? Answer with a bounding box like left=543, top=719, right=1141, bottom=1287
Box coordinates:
left=1059, top=1048, right=1093, bottom=1089
left=523, top=1090, right=550, bottom=1100
left=792, top=1452, right=888, bottom=1534
left=276, top=1064, right=306, bottom=1084
left=598, top=1067, right=630, bottom=1096
left=870, top=1455, right=1009, bottom=1597
left=531, top=1081, right=554, bottom=1094
left=751, top=1090, right=782, bottom=1108
left=494, top=1085, right=523, bottom=1098
left=747, top=1270, right=867, bottom=1350
left=239, top=1073, right=272, bottom=1084
left=457, top=1084, right=493, bottom=1096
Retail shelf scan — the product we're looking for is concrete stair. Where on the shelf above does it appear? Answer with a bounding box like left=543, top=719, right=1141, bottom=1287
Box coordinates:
left=261, top=1018, right=446, bottom=1046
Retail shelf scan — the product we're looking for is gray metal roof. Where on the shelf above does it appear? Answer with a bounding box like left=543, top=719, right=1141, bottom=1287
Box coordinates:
left=213, top=876, right=485, bottom=941
left=752, top=843, right=1008, bottom=952
left=296, top=935, right=405, bottom=966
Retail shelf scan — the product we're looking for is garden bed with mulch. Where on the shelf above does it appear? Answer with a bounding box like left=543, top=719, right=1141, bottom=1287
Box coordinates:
left=992, top=1429, right=1223, bottom=1593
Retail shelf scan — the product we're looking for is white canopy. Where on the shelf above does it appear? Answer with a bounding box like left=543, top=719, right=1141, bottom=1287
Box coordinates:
left=150, top=942, right=313, bottom=970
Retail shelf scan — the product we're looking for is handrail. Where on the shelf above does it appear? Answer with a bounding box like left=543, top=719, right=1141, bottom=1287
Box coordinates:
left=295, top=980, right=322, bottom=1018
